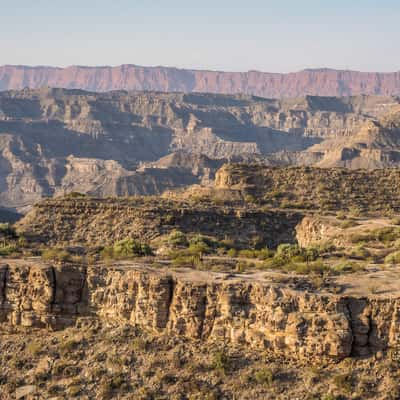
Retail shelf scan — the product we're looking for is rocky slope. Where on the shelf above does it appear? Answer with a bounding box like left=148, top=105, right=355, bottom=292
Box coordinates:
left=2, top=259, right=400, bottom=362
left=215, top=165, right=400, bottom=212
left=2, top=65, right=400, bottom=98
left=2, top=88, right=400, bottom=211
left=16, top=197, right=301, bottom=248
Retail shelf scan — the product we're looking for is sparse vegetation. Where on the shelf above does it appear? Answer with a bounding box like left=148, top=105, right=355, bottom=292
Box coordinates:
left=100, top=238, right=153, bottom=260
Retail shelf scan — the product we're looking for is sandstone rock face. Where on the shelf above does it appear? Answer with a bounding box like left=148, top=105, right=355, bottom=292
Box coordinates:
left=1, top=260, right=400, bottom=361
left=295, top=216, right=342, bottom=248
left=2, top=65, right=400, bottom=98
left=1, top=88, right=400, bottom=211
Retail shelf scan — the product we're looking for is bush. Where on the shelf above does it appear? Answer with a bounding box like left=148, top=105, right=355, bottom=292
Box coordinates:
left=392, top=217, right=400, bottom=226
left=188, top=242, right=212, bottom=255
left=276, top=243, right=303, bottom=259
left=238, top=249, right=258, bottom=259
left=227, top=248, right=238, bottom=258
left=236, top=260, right=256, bottom=272
left=254, top=368, right=274, bottom=387
left=67, top=192, right=87, bottom=198
left=113, top=238, right=153, bottom=258
left=101, top=238, right=153, bottom=260
left=340, top=220, right=359, bottom=229
left=189, top=234, right=216, bottom=249
left=238, top=248, right=273, bottom=260
left=211, top=349, right=230, bottom=374
left=168, top=230, right=188, bottom=247
left=350, top=245, right=371, bottom=260
left=171, top=254, right=201, bottom=268
left=333, top=373, right=353, bottom=394
left=332, top=260, right=363, bottom=274
left=280, top=259, right=328, bottom=275
left=41, top=248, right=71, bottom=262
left=0, top=223, right=16, bottom=237
left=385, top=251, right=400, bottom=264
left=0, top=244, right=18, bottom=256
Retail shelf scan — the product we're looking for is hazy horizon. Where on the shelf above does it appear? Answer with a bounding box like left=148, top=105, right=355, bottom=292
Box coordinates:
left=2, top=64, right=400, bottom=74
left=2, top=0, right=399, bottom=73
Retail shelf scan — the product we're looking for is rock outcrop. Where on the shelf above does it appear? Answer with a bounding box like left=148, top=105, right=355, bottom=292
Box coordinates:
left=1, top=260, right=400, bottom=362
left=2, top=65, right=400, bottom=98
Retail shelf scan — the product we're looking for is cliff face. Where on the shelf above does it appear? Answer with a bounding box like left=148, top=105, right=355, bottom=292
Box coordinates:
left=1, top=260, right=399, bottom=362
left=2, top=65, right=400, bottom=98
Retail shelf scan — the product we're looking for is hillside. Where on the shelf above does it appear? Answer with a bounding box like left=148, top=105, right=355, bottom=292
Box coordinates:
left=2, top=88, right=400, bottom=211
left=2, top=65, right=400, bottom=98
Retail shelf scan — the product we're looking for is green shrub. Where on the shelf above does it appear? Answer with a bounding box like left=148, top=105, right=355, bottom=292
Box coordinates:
left=41, top=248, right=71, bottom=262
left=340, top=220, right=359, bottom=229
left=332, top=260, right=363, bottom=274
left=189, top=234, right=216, bottom=249
left=227, top=248, right=238, bottom=258
left=211, top=349, right=230, bottom=374
left=0, top=244, right=18, bottom=256
left=113, top=238, right=152, bottom=258
left=172, top=254, right=201, bottom=268
left=333, top=373, right=353, bottom=394
left=26, top=341, right=42, bottom=356
left=292, top=260, right=329, bottom=275
left=392, top=217, right=400, bottom=226
left=68, top=192, right=87, bottom=198
left=276, top=243, right=303, bottom=259
left=374, top=227, right=400, bottom=243
left=101, top=238, right=153, bottom=260
left=385, top=251, right=400, bottom=264
left=168, top=230, right=188, bottom=247
left=254, top=368, right=274, bottom=387
left=188, top=242, right=212, bottom=255
left=0, top=223, right=16, bottom=237
left=350, top=245, right=371, bottom=260
left=238, top=249, right=258, bottom=259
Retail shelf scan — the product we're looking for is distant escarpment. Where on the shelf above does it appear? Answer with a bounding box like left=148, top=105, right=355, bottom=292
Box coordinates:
left=2, top=88, right=400, bottom=210
left=2, top=65, right=400, bottom=98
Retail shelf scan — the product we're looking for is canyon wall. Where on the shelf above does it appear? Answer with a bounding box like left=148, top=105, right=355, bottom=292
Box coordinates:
left=2, top=89, right=400, bottom=211
left=2, top=65, right=400, bottom=98
left=1, top=260, right=400, bottom=361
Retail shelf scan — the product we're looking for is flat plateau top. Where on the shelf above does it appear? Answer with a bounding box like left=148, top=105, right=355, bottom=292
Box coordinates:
left=3, top=258, right=399, bottom=299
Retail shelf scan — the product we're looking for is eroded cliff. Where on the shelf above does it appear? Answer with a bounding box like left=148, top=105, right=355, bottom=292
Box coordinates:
left=2, top=260, right=400, bottom=362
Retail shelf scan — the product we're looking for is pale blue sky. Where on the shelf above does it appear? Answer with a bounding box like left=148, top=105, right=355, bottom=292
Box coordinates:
left=1, top=0, right=399, bottom=72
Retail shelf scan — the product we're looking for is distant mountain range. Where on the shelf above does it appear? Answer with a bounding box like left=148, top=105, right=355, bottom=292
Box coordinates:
left=1, top=65, right=400, bottom=97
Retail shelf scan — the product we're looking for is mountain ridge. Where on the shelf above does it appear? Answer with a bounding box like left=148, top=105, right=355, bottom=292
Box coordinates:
left=2, top=64, right=400, bottom=97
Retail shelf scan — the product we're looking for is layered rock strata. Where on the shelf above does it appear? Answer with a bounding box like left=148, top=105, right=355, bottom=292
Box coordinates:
left=1, top=260, right=399, bottom=362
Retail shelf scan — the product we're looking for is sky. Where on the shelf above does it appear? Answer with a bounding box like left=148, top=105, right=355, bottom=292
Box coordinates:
left=1, top=0, right=399, bottom=72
